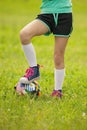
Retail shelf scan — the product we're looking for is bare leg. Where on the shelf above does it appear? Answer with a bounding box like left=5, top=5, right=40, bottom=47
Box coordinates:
left=20, top=19, right=49, bottom=44
left=54, top=36, right=69, bottom=92
left=19, top=19, right=49, bottom=83
left=54, top=36, right=69, bottom=69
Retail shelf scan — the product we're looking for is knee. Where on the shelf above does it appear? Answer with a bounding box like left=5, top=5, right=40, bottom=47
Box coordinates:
left=20, top=29, right=32, bottom=45
left=54, top=53, right=64, bottom=69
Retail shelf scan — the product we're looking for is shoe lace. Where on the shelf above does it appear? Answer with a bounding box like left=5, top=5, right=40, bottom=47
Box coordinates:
left=24, top=68, right=34, bottom=78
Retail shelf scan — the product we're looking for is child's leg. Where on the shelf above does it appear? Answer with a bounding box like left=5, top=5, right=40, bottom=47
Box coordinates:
left=20, top=19, right=49, bottom=67
left=19, top=19, right=49, bottom=83
left=54, top=36, right=69, bottom=91
left=20, top=19, right=49, bottom=45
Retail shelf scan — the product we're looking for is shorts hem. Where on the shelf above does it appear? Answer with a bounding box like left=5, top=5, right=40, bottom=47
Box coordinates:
left=53, top=34, right=71, bottom=37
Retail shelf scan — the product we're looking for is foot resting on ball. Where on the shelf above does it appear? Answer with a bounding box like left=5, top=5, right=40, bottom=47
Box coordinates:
left=19, top=64, right=40, bottom=84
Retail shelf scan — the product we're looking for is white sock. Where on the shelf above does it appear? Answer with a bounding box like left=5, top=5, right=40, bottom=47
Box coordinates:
left=22, top=43, right=37, bottom=67
left=54, top=68, right=65, bottom=91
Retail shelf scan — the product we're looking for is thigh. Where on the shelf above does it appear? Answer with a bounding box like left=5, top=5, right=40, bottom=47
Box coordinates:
left=21, top=19, right=49, bottom=37
left=54, top=36, right=69, bottom=55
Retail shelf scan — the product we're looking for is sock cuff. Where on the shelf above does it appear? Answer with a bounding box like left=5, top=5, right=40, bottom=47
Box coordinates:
left=55, top=68, right=66, bottom=76
left=22, top=43, right=32, bottom=48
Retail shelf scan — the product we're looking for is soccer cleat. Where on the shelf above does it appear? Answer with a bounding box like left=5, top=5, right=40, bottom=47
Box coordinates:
left=19, top=65, right=40, bottom=84
left=51, top=90, right=63, bottom=98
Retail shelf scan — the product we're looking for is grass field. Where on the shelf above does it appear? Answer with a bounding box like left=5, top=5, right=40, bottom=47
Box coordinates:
left=0, top=0, right=87, bottom=130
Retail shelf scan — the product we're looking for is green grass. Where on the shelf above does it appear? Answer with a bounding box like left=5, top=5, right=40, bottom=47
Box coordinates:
left=0, top=0, right=87, bottom=130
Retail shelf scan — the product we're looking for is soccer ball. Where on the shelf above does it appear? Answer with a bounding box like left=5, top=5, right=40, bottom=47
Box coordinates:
left=14, top=81, right=40, bottom=96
